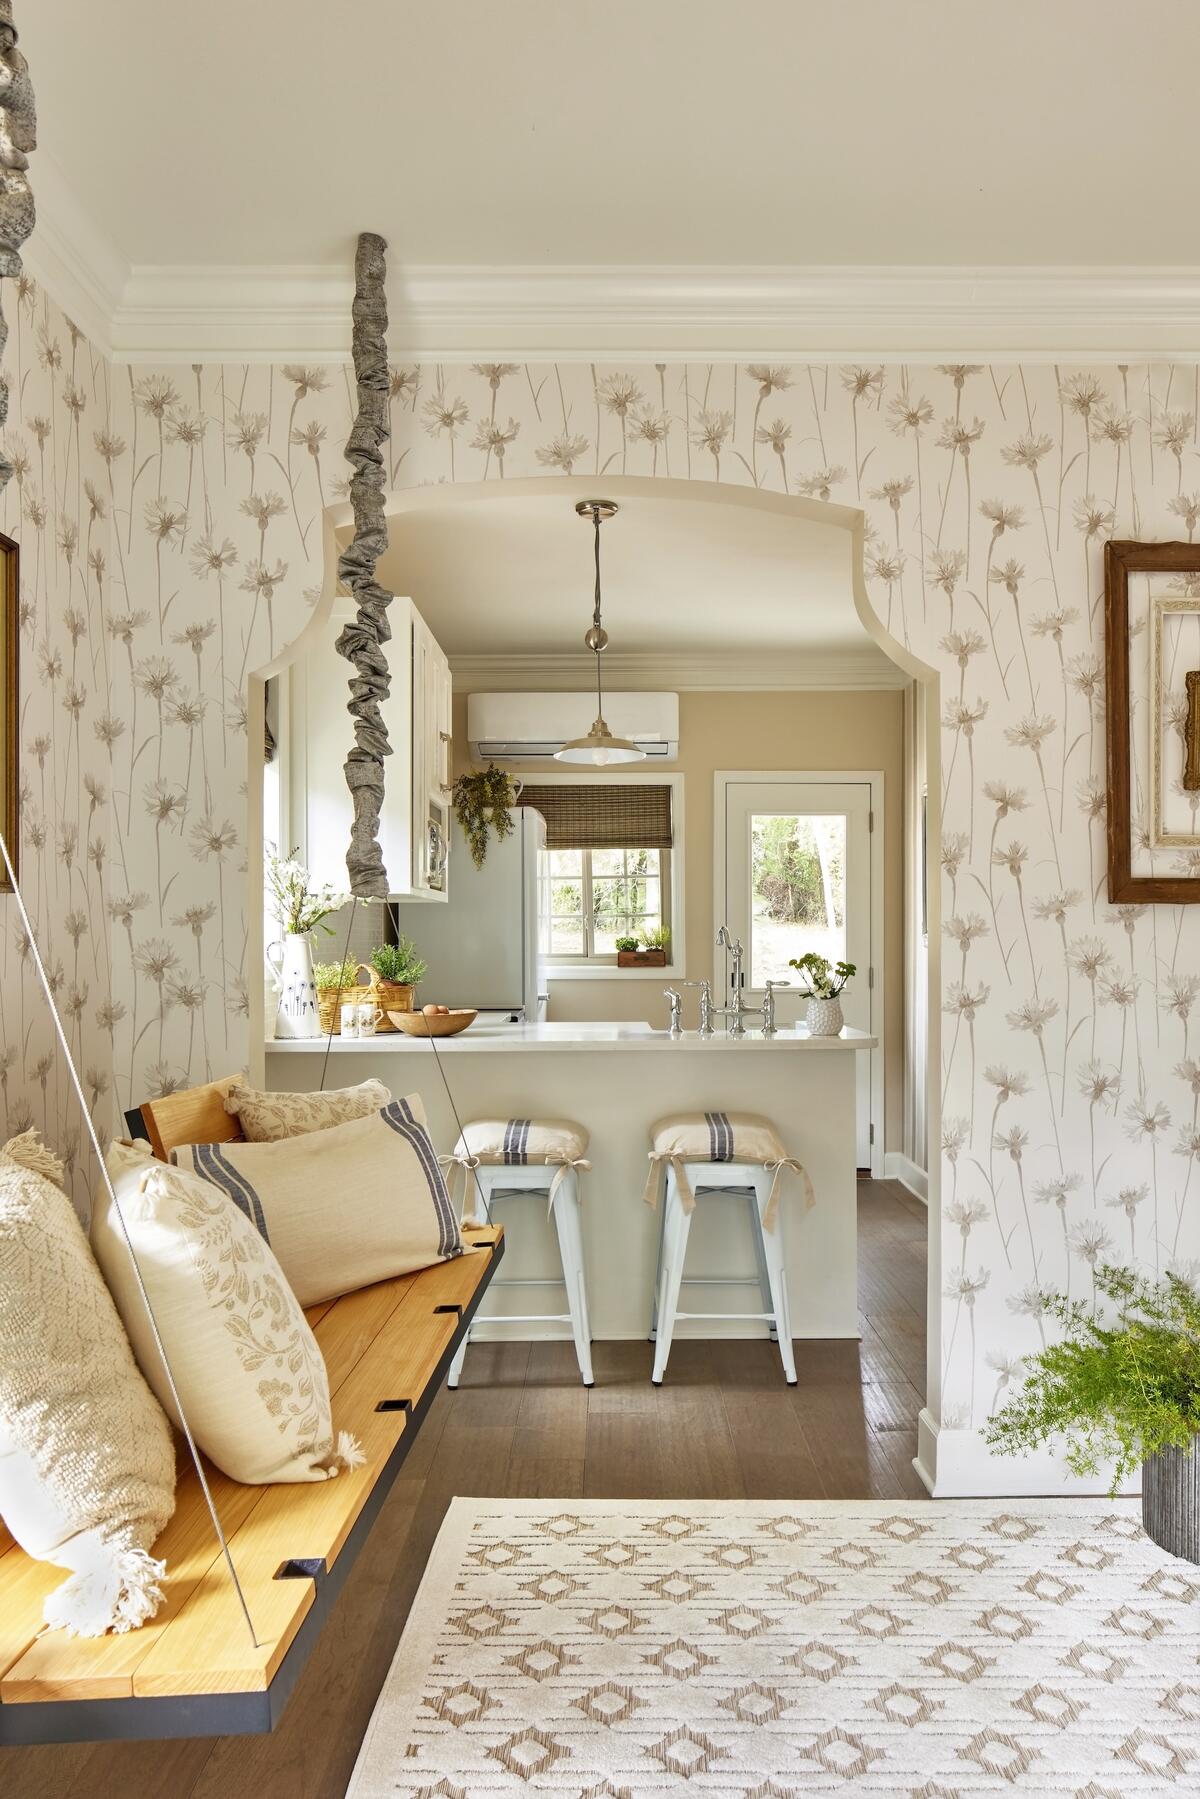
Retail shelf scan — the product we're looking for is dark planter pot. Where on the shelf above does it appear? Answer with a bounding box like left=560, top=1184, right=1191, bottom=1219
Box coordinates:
left=1142, top=1439, right=1200, bottom=1562
left=617, top=949, right=667, bottom=968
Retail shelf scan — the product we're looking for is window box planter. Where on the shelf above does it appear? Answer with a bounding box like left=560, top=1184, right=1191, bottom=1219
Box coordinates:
left=617, top=949, right=668, bottom=968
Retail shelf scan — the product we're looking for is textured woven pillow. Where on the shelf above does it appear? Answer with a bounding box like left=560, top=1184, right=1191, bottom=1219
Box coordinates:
left=223, top=1075, right=391, bottom=1142
left=173, top=1095, right=462, bottom=1306
left=94, top=1143, right=362, bottom=1485
left=0, top=1131, right=176, bottom=1637
left=643, top=1110, right=815, bottom=1228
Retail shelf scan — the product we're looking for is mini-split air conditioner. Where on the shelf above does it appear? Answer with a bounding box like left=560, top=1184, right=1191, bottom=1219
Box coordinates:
left=467, top=692, right=679, bottom=762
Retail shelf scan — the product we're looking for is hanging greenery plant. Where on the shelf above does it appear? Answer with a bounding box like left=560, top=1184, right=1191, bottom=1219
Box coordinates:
left=452, top=764, right=520, bottom=868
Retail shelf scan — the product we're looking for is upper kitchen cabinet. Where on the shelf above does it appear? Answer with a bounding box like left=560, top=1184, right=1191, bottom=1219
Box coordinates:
left=289, top=597, right=453, bottom=901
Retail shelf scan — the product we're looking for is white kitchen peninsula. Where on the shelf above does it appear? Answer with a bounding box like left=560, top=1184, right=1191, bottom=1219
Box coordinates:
left=262, top=1023, right=876, bottom=1343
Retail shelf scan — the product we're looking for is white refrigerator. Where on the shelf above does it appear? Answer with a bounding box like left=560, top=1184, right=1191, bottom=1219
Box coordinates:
left=392, top=810, right=546, bottom=1020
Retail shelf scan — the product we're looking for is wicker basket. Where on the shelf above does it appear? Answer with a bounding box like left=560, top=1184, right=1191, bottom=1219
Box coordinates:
left=315, top=963, right=375, bottom=1034
left=372, top=980, right=414, bottom=1031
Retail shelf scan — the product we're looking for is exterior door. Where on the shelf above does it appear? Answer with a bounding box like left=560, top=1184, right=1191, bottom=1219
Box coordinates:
left=719, top=775, right=876, bottom=1168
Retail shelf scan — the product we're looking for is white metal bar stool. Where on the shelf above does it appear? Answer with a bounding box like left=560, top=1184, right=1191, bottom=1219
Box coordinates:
left=644, top=1111, right=813, bottom=1387
left=442, top=1118, right=593, bottom=1388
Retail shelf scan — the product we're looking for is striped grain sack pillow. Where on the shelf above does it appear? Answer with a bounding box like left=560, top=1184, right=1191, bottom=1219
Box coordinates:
left=174, top=1095, right=462, bottom=1306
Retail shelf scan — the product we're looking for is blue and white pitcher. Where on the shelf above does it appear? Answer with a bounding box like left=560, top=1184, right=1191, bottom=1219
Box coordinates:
left=267, top=932, right=321, bottom=1039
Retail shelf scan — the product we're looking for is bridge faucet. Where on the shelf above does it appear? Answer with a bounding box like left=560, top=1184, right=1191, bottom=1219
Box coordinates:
left=714, top=925, right=751, bottom=1036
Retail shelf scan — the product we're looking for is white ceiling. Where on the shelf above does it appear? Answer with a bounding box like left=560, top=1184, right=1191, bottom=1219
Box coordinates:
left=333, top=477, right=901, bottom=685
left=27, top=1, right=1200, bottom=271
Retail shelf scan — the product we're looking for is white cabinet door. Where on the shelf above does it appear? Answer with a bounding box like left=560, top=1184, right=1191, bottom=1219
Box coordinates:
left=410, top=611, right=452, bottom=899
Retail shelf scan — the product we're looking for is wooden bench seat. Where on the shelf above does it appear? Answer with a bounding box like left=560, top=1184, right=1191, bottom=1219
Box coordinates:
left=0, top=1078, right=502, bottom=1745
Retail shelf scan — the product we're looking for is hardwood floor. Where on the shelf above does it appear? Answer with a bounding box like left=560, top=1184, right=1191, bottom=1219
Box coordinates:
left=4, top=1179, right=927, bottom=1799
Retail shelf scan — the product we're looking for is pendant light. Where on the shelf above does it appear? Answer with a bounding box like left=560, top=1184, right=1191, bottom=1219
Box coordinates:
left=555, top=498, right=646, bottom=766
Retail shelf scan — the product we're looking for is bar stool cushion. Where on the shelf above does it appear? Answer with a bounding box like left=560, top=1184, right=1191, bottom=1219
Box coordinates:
left=643, top=1110, right=814, bottom=1228
left=443, top=1118, right=590, bottom=1218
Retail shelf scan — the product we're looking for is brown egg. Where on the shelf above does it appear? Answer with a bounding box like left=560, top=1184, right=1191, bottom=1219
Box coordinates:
left=422, top=1003, right=439, bottom=1016
left=436, top=1005, right=450, bottom=1015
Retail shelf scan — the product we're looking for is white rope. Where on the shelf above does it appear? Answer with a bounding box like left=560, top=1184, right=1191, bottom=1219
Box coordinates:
left=0, top=831, right=260, bottom=1650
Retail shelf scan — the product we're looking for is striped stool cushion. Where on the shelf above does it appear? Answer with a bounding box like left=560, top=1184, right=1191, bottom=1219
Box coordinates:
left=453, top=1118, right=590, bottom=1166
left=643, top=1110, right=813, bottom=1229
left=443, top=1119, right=590, bottom=1219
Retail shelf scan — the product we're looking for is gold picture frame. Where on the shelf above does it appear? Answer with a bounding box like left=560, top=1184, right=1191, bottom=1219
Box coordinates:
left=0, top=532, right=18, bottom=892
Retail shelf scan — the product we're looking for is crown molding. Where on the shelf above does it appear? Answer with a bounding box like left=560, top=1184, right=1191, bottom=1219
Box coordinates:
left=25, top=171, right=1200, bottom=363
left=449, top=650, right=909, bottom=693
left=22, top=150, right=124, bottom=355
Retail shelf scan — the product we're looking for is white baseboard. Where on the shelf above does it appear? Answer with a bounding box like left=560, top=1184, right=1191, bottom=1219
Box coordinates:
left=883, top=1151, right=928, bottom=1203
left=914, top=1408, right=1139, bottom=1498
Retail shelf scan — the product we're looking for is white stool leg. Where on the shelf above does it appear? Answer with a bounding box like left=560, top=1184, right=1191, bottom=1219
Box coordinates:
left=651, top=1169, right=693, bottom=1385
left=447, top=1168, right=495, bottom=1389
left=648, top=1175, right=669, bottom=1340
left=747, top=1190, right=777, bottom=1339
left=754, top=1170, right=796, bottom=1383
left=550, top=1169, right=594, bottom=1387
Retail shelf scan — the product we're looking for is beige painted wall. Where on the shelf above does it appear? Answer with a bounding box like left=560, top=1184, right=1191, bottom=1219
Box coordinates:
left=453, top=688, right=906, bottom=1150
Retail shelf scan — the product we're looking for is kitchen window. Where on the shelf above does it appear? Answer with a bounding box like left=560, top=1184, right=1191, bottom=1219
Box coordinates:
left=538, top=845, right=671, bottom=963
left=520, top=776, right=681, bottom=972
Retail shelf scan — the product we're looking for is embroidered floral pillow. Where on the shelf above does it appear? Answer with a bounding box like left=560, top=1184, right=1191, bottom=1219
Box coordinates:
left=94, top=1143, right=361, bottom=1485
left=223, top=1076, right=391, bottom=1142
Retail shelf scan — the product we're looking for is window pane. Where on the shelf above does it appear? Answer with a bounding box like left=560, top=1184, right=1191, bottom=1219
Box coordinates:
left=549, top=849, right=584, bottom=877
left=551, top=880, right=583, bottom=917
left=551, top=918, right=585, bottom=955
left=591, top=848, right=625, bottom=876
left=749, top=813, right=846, bottom=986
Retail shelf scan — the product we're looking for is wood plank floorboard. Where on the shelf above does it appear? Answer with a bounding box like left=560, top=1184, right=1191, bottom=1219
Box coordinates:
left=4, top=1180, right=927, bottom=1795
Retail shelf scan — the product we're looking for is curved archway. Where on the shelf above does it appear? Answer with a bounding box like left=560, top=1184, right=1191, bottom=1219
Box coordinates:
left=249, top=471, right=942, bottom=1439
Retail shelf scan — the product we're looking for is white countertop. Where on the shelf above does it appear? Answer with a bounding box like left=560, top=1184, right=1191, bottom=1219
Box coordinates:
left=266, top=1021, right=878, bottom=1055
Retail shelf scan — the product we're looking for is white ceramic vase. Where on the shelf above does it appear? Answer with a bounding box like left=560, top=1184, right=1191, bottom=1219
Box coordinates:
left=268, top=932, right=321, bottom=1039
left=806, top=994, right=844, bottom=1037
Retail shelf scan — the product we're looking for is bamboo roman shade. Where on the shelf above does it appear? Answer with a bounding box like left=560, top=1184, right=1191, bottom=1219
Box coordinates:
left=520, top=783, right=673, bottom=851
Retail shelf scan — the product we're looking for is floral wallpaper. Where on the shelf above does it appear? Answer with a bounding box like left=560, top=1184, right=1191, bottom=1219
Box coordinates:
left=0, top=279, right=114, bottom=1217
left=8, top=290, right=1200, bottom=1462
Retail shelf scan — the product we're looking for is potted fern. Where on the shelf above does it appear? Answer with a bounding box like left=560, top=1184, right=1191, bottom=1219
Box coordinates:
left=984, top=1264, right=1200, bottom=1562
left=370, top=938, right=427, bottom=1026
left=788, top=951, right=856, bottom=1036
left=452, top=765, right=521, bottom=869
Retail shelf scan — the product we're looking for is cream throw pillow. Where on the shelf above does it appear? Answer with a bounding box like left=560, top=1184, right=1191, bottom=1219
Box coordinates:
left=173, top=1095, right=462, bottom=1306
left=94, top=1143, right=362, bottom=1485
left=223, top=1076, right=391, bottom=1142
left=0, top=1131, right=176, bottom=1637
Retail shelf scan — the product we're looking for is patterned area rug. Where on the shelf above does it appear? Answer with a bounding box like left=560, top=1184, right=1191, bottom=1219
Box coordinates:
left=347, top=1498, right=1200, bottom=1796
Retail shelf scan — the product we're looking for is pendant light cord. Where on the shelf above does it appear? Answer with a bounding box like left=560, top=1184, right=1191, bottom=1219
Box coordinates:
left=591, top=504, right=604, bottom=716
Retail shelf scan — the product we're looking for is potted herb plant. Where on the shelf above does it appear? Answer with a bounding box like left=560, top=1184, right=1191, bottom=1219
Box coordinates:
left=265, top=848, right=352, bottom=1039
left=452, top=765, right=522, bottom=869
left=312, top=958, right=373, bottom=1034
left=985, top=1265, right=1200, bottom=1561
left=787, top=951, right=856, bottom=1036
left=616, top=926, right=670, bottom=968
left=370, top=938, right=427, bottom=1025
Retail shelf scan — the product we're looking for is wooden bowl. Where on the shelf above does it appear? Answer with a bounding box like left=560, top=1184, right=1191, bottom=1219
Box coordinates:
left=387, top=1008, right=478, bottom=1038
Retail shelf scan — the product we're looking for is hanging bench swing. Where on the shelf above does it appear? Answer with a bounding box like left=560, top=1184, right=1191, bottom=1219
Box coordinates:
left=0, top=1085, right=502, bottom=1746
left=0, top=233, right=505, bottom=1745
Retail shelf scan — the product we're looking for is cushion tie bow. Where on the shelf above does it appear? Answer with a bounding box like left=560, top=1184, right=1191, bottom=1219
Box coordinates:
left=643, top=1151, right=813, bottom=1231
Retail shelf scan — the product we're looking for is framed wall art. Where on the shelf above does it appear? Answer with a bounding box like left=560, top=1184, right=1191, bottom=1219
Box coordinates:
left=0, top=531, right=16, bottom=892
left=1106, top=539, right=1200, bottom=902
